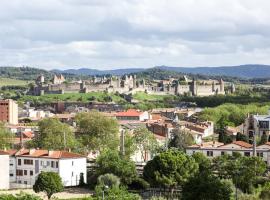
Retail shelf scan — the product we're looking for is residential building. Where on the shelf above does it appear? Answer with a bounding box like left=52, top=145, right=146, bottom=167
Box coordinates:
left=186, top=141, right=270, bottom=166
left=0, top=99, right=18, bottom=125
left=115, top=109, right=149, bottom=121
left=0, top=151, right=10, bottom=189
left=5, top=149, right=86, bottom=188
left=243, top=113, right=270, bottom=138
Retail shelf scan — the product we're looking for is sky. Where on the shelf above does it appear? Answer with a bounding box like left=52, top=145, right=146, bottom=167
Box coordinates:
left=1, top=0, right=270, bottom=70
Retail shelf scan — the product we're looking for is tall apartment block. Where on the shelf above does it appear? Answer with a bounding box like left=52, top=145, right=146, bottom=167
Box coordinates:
left=0, top=99, right=18, bottom=125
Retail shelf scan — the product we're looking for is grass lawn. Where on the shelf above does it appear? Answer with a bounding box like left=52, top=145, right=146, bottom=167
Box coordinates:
left=133, top=91, right=174, bottom=101
left=20, top=91, right=126, bottom=104
left=0, top=78, right=29, bottom=86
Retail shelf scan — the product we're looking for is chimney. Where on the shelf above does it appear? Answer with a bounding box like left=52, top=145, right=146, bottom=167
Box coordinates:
left=29, top=149, right=36, bottom=155
left=48, top=150, right=54, bottom=156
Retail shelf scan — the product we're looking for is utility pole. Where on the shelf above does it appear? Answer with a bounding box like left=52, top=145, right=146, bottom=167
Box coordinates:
left=121, top=129, right=125, bottom=156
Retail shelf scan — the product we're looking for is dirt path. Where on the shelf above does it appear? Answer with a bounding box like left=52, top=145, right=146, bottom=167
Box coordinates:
left=0, top=187, right=93, bottom=199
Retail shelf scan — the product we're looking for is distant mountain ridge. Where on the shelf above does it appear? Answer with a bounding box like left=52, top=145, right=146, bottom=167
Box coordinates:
left=156, top=64, right=270, bottom=79
left=52, top=67, right=145, bottom=76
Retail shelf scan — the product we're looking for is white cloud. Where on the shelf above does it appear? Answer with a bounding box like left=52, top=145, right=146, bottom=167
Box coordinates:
left=0, top=0, right=270, bottom=69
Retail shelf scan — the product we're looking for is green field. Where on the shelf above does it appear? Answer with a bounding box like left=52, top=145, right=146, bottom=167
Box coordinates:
left=20, top=92, right=126, bottom=104
left=0, top=78, right=29, bottom=86
left=133, top=91, right=175, bottom=101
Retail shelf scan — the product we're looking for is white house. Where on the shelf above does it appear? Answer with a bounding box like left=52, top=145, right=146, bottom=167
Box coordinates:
left=186, top=141, right=270, bottom=166
left=0, top=151, right=10, bottom=189
left=6, top=149, right=87, bottom=188
left=115, top=109, right=149, bottom=121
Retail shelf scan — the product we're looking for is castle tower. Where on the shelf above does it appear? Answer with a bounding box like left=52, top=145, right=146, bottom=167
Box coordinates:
left=191, top=78, right=197, bottom=96
left=212, top=81, right=215, bottom=92
left=80, top=81, right=86, bottom=90
left=93, top=76, right=97, bottom=83
left=219, top=79, right=224, bottom=93
left=231, top=83, right=235, bottom=93
left=117, top=77, right=121, bottom=88
left=133, top=75, right=137, bottom=88
left=36, top=74, right=45, bottom=85
left=175, top=81, right=180, bottom=95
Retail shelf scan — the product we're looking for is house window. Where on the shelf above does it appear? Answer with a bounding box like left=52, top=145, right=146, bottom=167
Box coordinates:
left=40, top=161, right=43, bottom=166
left=207, top=151, right=213, bottom=157
left=257, top=152, right=263, bottom=157
left=24, top=181, right=27, bottom=185
left=72, top=172, right=74, bottom=177
left=30, top=171, right=33, bottom=176
left=18, top=159, right=21, bottom=166
left=244, top=152, right=250, bottom=157
left=16, top=170, right=23, bottom=176
left=72, top=161, right=74, bottom=166
left=24, top=159, right=33, bottom=165
left=24, top=170, right=27, bottom=175
left=221, top=151, right=225, bottom=156
left=51, top=161, right=54, bottom=168
left=10, top=174, right=14, bottom=177
left=56, top=161, right=59, bottom=168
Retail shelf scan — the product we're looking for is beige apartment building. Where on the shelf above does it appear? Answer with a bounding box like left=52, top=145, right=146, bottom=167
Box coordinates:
left=0, top=99, right=18, bottom=125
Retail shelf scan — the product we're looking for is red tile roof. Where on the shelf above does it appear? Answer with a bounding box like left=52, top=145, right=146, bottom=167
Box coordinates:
left=4, top=149, right=85, bottom=159
left=0, top=150, right=9, bottom=155
left=232, top=141, right=252, bottom=148
left=115, top=109, right=143, bottom=117
left=22, top=131, right=34, bottom=138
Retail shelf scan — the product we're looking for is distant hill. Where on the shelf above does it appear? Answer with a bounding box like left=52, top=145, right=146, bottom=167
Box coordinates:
left=53, top=64, right=270, bottom=79
left=0, top=66, right=52, bottom=80
left=52, top=68, right=145, bottom=76
left=156, top=64, right=270, bottom=79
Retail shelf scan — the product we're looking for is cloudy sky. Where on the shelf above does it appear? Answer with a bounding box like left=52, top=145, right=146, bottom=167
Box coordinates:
left=1, top=0, right=270, bottom=70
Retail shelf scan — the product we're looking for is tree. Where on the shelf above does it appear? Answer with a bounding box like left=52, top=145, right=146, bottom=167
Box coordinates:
left=0, top=122, right=14, bottom=149
left=259, top=134, right=268, bottom=145
left=34, top=118, right=78, bottom=150
left=97, top=173, right=120, bottom=189
left=212, top=154, right=267, bottom=193
left=75, top=111, right=119, bottom=151
left=168, top=129, right=194, bottom=151
left=95, top=186, right=140, bottom=200
left=182, top=173, right=233, bottom=200
left=260, top=182, right=270, bottom=200
left=236, top=132, right=249, bottom=143
left=96, top=150, right=137, bottom=185
left=143, top=149, right=198, bottom=192
left=192, top=152, right=211, bottom=173
left=133, top=127, right=159, bottom=162
left=33, top=172, right=64, bottom=199
left=79, top=173, right=85, bottom=186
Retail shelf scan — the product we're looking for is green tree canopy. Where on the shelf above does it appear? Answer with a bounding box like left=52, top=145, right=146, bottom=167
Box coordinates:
left=192, top=152, right=211, bottom=173
left=96, top=150, right=137, bottom=185
left=97, top=173, right=120, bottom=189
left=33, top=118, right=77, bottom=151
left=182, top=173, right=233, bottom=200
left=143, top=149, right=198, bottom=189
left=75, top=111, right=119, bottom=151
left=212, top=154, right=267, bottom=193
left=132, top=127, right=159, bottom=162
left=168, top=129, right=194, bottom=151
left=0, top=122, right=14, bottom=149
left=33, top=172, right=64, bottom=199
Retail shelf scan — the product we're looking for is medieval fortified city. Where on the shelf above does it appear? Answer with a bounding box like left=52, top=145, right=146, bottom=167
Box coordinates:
left=1, top=1, right=270, bottom=200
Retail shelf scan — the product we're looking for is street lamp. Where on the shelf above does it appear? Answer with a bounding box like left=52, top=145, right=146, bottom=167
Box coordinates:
left=102, top=185, right=109, bottom=200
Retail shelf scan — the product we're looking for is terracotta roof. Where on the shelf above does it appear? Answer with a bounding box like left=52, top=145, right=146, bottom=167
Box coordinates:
left=22, top=131, right=34, bottom=138
left=5, top=149, right=85, bottom=159
left=232, top=141, right=252, bottom=148
left=0, top=150, right=9, bottom=155
left=115, top=109, right=143, bottom=117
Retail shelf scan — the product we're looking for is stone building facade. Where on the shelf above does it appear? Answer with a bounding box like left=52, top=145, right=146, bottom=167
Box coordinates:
left=30, top=74, right=234, bottom=97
